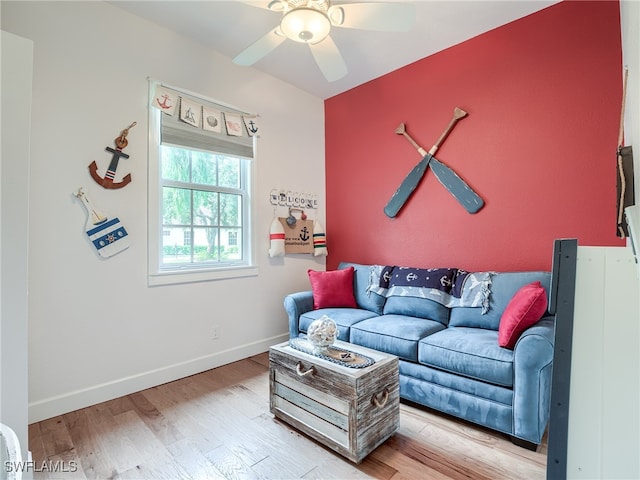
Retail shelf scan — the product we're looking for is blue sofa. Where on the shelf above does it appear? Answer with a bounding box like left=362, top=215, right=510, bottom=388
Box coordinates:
left=284, top=262, right=554, bottom=449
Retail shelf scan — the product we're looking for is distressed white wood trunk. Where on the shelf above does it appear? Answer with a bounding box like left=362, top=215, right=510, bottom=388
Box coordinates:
left=269, top=341, right=399, bottom=463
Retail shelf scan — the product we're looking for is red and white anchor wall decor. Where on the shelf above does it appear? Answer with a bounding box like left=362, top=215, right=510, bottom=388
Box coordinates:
left=89, top=122, right=136, bottom=190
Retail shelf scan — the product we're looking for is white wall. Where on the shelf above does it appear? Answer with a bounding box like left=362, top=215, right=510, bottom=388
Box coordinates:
left=1, top=1, right=327, bottom=423
left=620, top=0, right=639, bottom=199
left=0, top=29, right=32, bottom=461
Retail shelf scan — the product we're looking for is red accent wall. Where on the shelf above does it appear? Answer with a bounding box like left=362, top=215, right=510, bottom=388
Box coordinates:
left=325, top=0, right=624, bottom=272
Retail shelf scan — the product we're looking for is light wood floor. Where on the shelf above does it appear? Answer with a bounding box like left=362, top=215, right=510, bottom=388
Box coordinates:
left=29, top=353, right=548, bottom=479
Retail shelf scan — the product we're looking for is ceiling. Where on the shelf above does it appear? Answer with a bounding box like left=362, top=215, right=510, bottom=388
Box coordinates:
left=110, top=0, right=558, bottom=99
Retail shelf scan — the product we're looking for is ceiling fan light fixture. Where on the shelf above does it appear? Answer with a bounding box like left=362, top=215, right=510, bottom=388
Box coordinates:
left=280, top=7, right=331, bottom=44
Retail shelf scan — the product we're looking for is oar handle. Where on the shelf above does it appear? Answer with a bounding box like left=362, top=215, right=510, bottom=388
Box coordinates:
left=430, top=107, right=467, bottom=155
left=402, top=132, right=427, bottom=156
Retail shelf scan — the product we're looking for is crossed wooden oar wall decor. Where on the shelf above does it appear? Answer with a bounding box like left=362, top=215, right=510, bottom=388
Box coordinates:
left=385, top=107, right=484, bottom=218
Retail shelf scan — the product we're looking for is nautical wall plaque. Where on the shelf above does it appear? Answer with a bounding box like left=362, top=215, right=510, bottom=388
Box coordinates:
left=89, top=122, right=136, bottom=189
left=74, top=187, right=130, bottom=258
left=278, top=217, right=313, bottom=254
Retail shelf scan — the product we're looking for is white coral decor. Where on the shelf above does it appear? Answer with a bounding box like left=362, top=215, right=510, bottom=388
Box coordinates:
left=307, top=315, right=338, bottom=353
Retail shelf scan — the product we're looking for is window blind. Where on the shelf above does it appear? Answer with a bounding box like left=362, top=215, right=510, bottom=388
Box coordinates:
left=159, top=86, right=255, bottom=159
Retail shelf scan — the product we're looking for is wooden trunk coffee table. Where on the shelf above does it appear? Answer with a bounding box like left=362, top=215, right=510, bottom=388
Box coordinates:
left=269, top=339, right=399, bottom=464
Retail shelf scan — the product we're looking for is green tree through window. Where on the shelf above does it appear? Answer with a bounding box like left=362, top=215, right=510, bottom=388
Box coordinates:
left=161, top=145, right=245, bottom=266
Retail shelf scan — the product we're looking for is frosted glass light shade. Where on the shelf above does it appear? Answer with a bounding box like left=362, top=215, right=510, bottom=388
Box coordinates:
left=280, top=8, right=331, bottom=44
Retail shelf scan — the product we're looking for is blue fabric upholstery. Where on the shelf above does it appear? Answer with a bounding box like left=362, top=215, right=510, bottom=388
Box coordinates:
left=349, top=315, right=445, bottom=362
left=284, top=263, right=557, bottom=447
left=284, top=291, right=314, bottom=339
left=400, top=375, right=513, bottom=436
left=512, top=318, right=555, bottom=442
left=338, top=262, right=386, bottom=314
left=400, top=361, right=513, bottom=406
left=383, top=296, right=450, bottom=326
left=299, top=308, right=378, bottom=342
left=419, top=328, right=514, bottom=387
left=449, top=271, right=551, bottom=330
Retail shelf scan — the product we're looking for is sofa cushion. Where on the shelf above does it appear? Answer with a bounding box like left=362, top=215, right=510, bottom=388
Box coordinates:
left=383, top=296, right=450, bottom=326
left=418, top=327, right=515, bottom=387
left=399, top=361, right=513, bottom=406
left=449, top=271, right=551, bottom=331
left=338, top=262, right=386, bottom=315
left=300, top=308, right=377, bottom=342
left=498, top=281, right=548, bottom=349
left=308, top=267, right=357, bottom=309
left=350, top=315, right=446, bottom=362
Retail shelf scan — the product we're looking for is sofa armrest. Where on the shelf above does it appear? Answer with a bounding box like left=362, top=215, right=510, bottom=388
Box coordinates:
left=512, top=317, right=555, bottom=444
left=284, top=291, right=314, bottom=339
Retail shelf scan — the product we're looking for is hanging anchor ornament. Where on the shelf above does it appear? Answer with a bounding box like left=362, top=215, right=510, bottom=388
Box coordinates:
left=89, top=122, right=136, bottom=189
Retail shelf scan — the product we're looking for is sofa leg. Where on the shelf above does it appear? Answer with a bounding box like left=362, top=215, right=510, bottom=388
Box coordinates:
left=510, top=436, right=538, bottom=451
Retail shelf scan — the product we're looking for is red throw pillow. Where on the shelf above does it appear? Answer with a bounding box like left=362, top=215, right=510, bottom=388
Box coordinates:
left=308, top=267, right=357, bottom=309
left=498, top=281, right=548, bottom=349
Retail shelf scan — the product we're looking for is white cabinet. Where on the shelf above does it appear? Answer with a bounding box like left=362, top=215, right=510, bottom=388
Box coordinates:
left=567, top=246, right=639, bottom=479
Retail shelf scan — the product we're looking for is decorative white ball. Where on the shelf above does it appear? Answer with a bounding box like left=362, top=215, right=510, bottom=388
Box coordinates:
left=307, top=315, right=338, bottom=353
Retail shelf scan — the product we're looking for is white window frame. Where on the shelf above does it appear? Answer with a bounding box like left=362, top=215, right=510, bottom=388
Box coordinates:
left=148, top=83, right=258, bottom=286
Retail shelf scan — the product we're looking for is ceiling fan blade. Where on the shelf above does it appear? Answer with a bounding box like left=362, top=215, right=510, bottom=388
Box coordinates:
left=233, top=28, right=286, bottom=66
left=236, top=0, right=286, bottom=12
left=308, top=35, right=348, bottom=82
left=329, top=3, right=416, bottom=31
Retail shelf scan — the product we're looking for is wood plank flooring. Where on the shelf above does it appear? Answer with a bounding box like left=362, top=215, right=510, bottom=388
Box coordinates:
left=28, top=353, right=548, bottom=479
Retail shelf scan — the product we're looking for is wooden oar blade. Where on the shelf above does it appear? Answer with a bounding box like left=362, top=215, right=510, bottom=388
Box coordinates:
left=429, top=158, right=484, bottom=214
left=384, top=156, right=431, bottom=218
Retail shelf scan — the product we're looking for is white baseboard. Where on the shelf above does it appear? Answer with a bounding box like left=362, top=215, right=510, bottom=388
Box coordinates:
left=28, top=334, right=288, bottom=423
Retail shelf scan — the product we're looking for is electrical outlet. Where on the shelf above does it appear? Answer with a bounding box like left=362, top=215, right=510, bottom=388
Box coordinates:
left=212, top=325, right=220, bottom=340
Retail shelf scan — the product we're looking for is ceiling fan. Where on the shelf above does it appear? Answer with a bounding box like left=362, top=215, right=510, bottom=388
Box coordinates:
left=233, top=1, right=416, bottom=82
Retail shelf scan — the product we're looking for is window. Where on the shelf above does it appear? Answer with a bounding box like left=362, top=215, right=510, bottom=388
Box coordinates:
left=162, top=146, right=244, bottom=263
left=148, top=82, right=257, bottom=286
left=228, top=230, right=238, bottom=247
